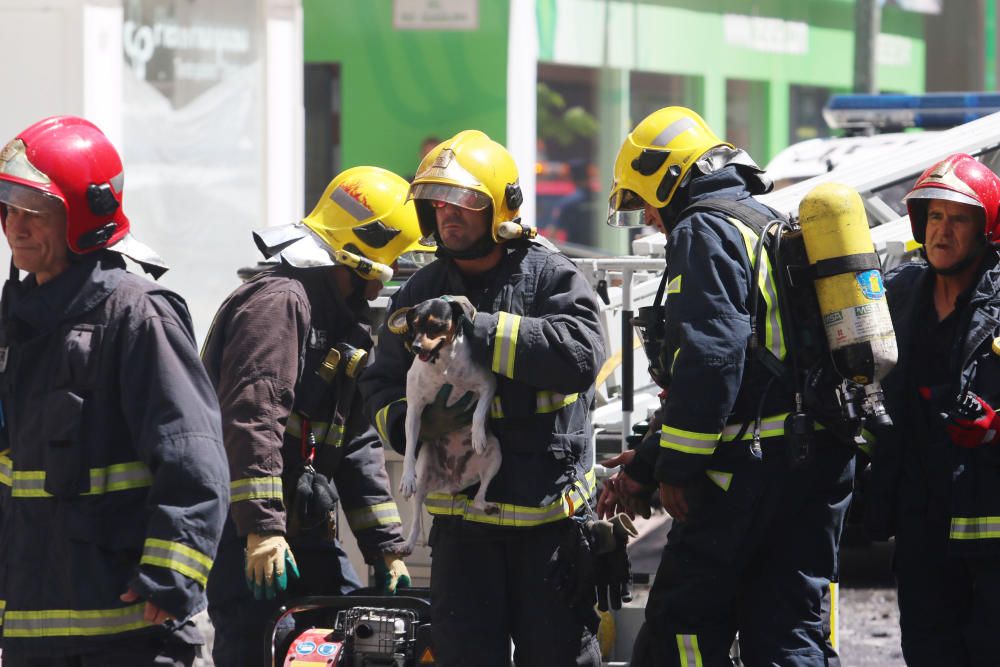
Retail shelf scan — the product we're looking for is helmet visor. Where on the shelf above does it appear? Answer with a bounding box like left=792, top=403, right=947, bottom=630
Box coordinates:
left=606, top=188, right=647, bottom=227
left=409, top=183, right=491, bottom=211
left=0, top=180, right=63, bottom=215
left=903, top=186, right=982, bottom=210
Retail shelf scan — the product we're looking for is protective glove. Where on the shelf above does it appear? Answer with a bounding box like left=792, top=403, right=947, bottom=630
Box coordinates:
left=545, top=518, right=600, bottom=633
left=245, top=532, right=300, bottom=600
left=590, top=513, right=638, bottom=612
left=373, top=553, right=411, bottom=594
left=419, top=384, right=476, bottom=441
left=946, top=391, right=1000, bottom=448
left=290, top=466, right=339, bottom=535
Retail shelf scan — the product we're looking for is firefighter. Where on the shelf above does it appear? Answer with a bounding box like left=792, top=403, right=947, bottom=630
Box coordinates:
left=359, top=130, right=606, bottom=667
left=867, top=154, right=1000, bottom=667
left=0, top=116, right=229, bottom=665
left=201, top=166, right=425, bottom=666
left=598, top=107, right=855, bottom=666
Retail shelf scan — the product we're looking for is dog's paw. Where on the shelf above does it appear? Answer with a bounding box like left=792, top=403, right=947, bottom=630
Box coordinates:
left=482, top=503, right=500, bottom=515
left=471, top=431, right=488, bottom=455
left=399, top=472, right=417, bottom=499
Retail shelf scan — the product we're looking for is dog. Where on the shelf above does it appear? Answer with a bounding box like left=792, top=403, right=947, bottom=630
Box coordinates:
left=395, top=296, right=502, bottom=554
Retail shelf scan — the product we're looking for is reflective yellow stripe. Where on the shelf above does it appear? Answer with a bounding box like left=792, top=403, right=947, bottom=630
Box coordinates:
left=535, top=391, right=579, bottom=414
left=140, top=538, right=213, bottom=587
left=676, top=634, right=704, bottom=667
left=230, top=476, right=283, bottom=504
left=950, top=516, right=1000, bottom=540
left=0, top=598, right=6, bottom=627
left=425, top=469, right=596, bottom=527
left=731, top=217, right=787, bottom=361
left=10, top=462, right=152, bottom=498
left=375, top=398, right=405, bottom=445
left=666, top=274, right=682, bottom=295
left=705, top=469, right=733, bottom=491
left=345, top=501, right=402, bottom=531
left=0, top=449, right=11, bottom=487
left=720, top=413, right=827, bottom=441
left=491, top=312, right=521, bottom=379
left=2, top=603, right=149, bottom=637
left=286, top=413, right=345, bottom=448
left=490, top=396, right=504, bottom=419
left=660, top=425, right=720, bottom=455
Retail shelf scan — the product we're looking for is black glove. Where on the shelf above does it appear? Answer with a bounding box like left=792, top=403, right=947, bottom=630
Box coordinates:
left=290, top=465, right=339, bottom=535
left=419, top=385, right=476, bottom=441
left=591, top=514, right=638, bottom=612
left=545, top=518, right=600, bottom=633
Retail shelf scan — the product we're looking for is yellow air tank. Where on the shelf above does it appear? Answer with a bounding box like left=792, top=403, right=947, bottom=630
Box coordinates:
left=798, top=182, right=897, bottom=423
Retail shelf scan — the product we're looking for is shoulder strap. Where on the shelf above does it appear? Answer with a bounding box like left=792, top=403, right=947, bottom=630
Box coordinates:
left=679, top=198, right=781, bottom=238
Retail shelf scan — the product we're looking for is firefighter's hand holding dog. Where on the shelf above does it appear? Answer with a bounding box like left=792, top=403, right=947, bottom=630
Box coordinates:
left=419, top=385, right=476, bottom=440
left=245, top=532, right=300, bottom=600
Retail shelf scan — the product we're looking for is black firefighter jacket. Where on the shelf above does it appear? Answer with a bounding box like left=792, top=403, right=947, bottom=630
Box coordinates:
left=627, top=167, right=798, bottom=488
left=201, top=263, right=405, bottom=561
left=360, top=239, right=607, bottom=528
left=867, top=255, right=1000, bottom=555
left=0, top=252, right=229, bottom=656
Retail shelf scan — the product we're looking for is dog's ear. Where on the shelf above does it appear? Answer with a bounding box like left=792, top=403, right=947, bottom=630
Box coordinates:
left=388, top=306, right=414, bottom=340
left=443, top=295, right=476, bottom=323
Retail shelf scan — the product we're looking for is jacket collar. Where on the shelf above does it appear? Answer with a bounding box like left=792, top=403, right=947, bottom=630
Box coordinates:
left=4, top=252, right=125, bottom=336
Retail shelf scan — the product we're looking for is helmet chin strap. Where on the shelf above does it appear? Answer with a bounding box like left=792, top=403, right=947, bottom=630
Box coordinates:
left=433, top=229, right=498, bottom=260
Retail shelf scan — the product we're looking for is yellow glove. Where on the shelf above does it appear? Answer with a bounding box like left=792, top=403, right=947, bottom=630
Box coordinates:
left=245, top=532, right=299, bottom=600
left=374, top=553, right=411, bottom=594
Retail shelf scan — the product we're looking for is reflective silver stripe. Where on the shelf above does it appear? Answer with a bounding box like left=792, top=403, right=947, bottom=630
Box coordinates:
left=660, top=425, right=720, bottom=455
left=425, top=470, right=596, bottom=527
left=375, top=398, right=405, bottom=445
left=286, top=413, right=344, bottom=447
left=705, top=469, right=733, bottom=491
left=0, top=449, right=11, bottom=487
left=10, top=462, right=152, bottom=498
left=730, top=218, right=786, bottom=361
left=950, top=516, right=1000, bottom=540
left=651, top=117, right=698, bottom=148
left=491, top=312, right=521, bottom=378
left=331, top=185, right=374, bottom=221
left=676, top=634, right=703, bottom=667
left=346, top=502, right=402, bottom=530
left=536, top=391, right=579, bottom=414
left=231, top=476, right=283, bottom=504
left=140, top=538, right=213, bottom=587
left=2, top=603, right=149, bottom=638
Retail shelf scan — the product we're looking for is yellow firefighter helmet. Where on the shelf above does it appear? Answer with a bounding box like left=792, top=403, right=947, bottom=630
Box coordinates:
left=409, top=130, right=524, bottom=243
left=608, top=107, right=732, bottom=227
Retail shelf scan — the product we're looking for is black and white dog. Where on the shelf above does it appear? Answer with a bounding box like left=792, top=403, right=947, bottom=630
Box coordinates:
left=394, top=297, right=502, bottom=553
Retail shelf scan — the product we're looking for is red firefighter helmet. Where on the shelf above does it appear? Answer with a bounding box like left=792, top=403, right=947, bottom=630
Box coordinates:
left=904, top=153, right=1000, bottom=244
left=0, top=116, right=130, bottom=254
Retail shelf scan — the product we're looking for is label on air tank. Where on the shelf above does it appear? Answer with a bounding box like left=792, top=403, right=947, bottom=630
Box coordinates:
left=823, top=299, right=894, bottom=350
left=856, top=270, right=885, bottom=300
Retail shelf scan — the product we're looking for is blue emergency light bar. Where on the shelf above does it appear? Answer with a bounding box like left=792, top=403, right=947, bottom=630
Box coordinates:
left=823, top=92, right=1000, bottom=131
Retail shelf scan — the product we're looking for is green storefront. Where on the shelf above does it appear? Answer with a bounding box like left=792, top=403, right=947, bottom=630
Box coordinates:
left=303, top=0, right=925, bottom=252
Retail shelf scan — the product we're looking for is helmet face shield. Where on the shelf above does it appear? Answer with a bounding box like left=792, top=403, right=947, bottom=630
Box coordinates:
left=607, top=188, right=647, bottom=227
left=0, top=180, right=63, bottom=217
left=410, top=183, right=491, bottom=211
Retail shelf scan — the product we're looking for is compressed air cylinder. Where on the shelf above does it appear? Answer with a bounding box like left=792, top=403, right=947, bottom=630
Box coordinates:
left=798, top=182, right=897, bottom=387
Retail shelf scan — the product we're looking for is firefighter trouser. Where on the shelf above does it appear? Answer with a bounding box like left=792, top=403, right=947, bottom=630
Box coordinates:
left=0, top=626, right=198, bottom=667
left=206, top=517, right=362, bottom=667
left=427, top=517, right=602, bottom=667
left=894, top=492, right=1000, bottom=667
left=631, top=436, right=854, bottom=667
